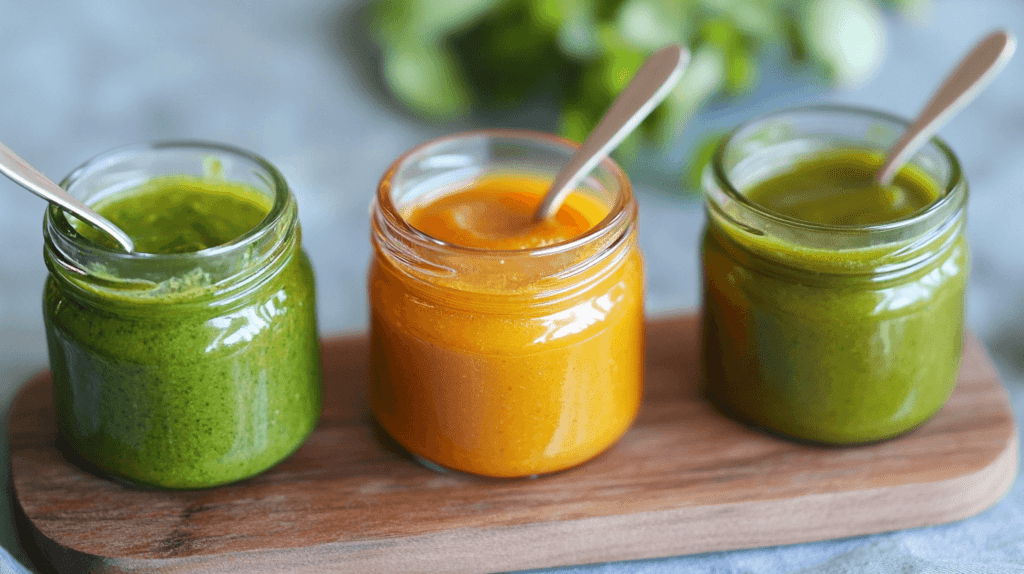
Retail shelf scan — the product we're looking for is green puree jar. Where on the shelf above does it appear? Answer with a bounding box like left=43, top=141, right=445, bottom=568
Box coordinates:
left=701, top=106, right=968, bottom=444
left=43, top=142, right=322, bottom=489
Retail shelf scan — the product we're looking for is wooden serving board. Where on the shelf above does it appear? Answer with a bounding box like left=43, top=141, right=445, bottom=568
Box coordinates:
left=10, top=314, right=1017, bottom=573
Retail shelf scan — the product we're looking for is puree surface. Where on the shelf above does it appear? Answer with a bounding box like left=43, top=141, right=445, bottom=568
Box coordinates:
left=743, top=151, right=940, bottom=225
left=46, top=177, right=322, bottom=489
left=702, top=150, right=966, bottom=444
left=404, top=176, right=606, bottom=249
left=371, top=175, right=644, bottom=477
left=78, top=176, right=270, bottom=253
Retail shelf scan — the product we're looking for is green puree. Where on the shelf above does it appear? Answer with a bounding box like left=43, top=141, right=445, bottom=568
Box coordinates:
left=743, top=151, right=940, bottom=225
left=79, top=176, right=271, bottom=253
left=702, top=150, right=967, bottom=444
left=45, top=176, right=322, bottom=489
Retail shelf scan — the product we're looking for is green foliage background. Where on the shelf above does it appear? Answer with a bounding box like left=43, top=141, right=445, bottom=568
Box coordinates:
left=370, top=0, right=925, bottom=183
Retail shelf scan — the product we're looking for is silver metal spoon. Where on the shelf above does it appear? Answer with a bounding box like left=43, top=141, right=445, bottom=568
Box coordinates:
left=533, top=44, right=689, bottom=222
left=0, top=141, right=135, bottom=252
left=875, top=30, right=1016, bottom=187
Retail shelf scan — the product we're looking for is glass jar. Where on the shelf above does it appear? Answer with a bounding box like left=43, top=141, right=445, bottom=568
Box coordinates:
left=369, top=130, right=645, bottom=477
left=701, top=105, right=968, bottom=444
left=43, top=141, right=323, bottom=489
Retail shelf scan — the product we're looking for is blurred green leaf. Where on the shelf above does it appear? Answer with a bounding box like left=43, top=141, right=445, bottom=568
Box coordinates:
left=451, top=0, right=568, bottom=106
left=558, top=102, right=596, bottom=143
left=615, top=0, right=686, bottom=51
left=699, top=0, right=775, bottom=39
left=382, top=43, right=472, bottom=119
left=371, top=0, right=502, bottom=44
left=724, top=47, right=756, bottom=94
left=664, top=46, right=726, bottom=131
left=801, top=0, right=887, bottom=87
left=557, top=0, right=602, bottom=59
left=686, top=131, right=726, bottom=191
left=600, top=44, right=646, bottom=95
left=368, top=0, right=926, bottom=192
left=529, top=0, right=567, bottom=30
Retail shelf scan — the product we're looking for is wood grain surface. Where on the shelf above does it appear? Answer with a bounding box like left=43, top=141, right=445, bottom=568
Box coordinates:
left=9, top=313, right=1017, bottom=573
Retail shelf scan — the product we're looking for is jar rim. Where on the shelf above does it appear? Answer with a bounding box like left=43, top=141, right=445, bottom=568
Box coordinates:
left=708, top=104, right=966, bottom=236
left=43, top=140, right=299, bottom=301
left=375, top=128, right=635, bottom=258
left=47, top=139, right=291, bottom=263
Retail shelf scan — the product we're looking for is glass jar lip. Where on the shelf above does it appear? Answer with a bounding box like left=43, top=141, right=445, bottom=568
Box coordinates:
left=709, top=103, right=965, bottom=235
left=376, top=128, right=635, bottom=257
left=47, top=139, right=291, bottom=262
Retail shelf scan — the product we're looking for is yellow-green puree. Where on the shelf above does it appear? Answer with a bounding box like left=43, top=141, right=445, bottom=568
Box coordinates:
left=702, top=150, right=967, bottom=444
left=743, top=151, right=939, bottom=225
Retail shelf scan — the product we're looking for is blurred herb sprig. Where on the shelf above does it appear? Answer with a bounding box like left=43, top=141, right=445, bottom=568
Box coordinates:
left=370, top=0, right=924, bottom=184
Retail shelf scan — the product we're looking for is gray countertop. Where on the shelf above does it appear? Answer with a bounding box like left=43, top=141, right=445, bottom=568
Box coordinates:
left=1, top=0, right=1023, bottom=571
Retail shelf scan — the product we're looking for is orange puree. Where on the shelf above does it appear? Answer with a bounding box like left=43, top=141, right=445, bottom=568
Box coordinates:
left=404, top=177, right=603, bottom=249
left=369, top=174, right=644, bottom=477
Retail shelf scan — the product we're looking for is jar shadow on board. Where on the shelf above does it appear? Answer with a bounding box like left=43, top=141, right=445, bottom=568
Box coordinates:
left=43, top=141, right=323, bottom=490
left=700, top=105, right=968, bottom=445
left=369, top=130, right=645, bottom=478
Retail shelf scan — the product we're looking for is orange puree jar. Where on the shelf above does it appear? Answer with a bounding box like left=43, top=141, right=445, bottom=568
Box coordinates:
left=369, top=130, right=644, bottom=477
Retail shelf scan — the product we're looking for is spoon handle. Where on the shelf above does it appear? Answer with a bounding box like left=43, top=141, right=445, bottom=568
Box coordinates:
left=533, top=44, right=688, bottom=221
left=0, top=141, right=135, bottom=252
left=876, top=30, right=1016, bottom=187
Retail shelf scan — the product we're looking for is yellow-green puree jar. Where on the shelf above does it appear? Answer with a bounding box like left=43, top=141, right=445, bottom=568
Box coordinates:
left=701, top=106, right=968, bottom=444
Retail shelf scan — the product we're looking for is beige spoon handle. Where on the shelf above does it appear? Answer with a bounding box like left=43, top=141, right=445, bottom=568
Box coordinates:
left=876, top=30, right=1016, bottom=187
left=0, top=141, right=135, bottom=252
left=533, top=44, right=688, bottom=222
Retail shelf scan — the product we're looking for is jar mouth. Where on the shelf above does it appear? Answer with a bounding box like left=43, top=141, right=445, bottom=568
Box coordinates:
left=44, top=141, right=298, bottom=297
left=47, top=140, right=291, bottom=262
left=708, top=104, right=966, bottom=239
left=376, top=129, right=634, bottom=259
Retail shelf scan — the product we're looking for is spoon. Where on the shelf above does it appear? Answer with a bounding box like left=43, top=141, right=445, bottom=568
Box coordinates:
left=533, top=44, right=689, bottom=222
left=0, top=141, right=135, bottom=252
left=875, top=30, right=1016, bottom=187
